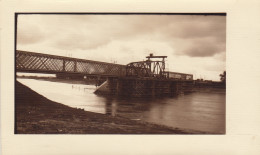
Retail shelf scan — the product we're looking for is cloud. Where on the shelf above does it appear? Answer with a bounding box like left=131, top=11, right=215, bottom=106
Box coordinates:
left=158, top=16, right=226, bottom=57
left=17, top=24, right=47, bottom=45
left=51, top=32, right=111, bottom=50
left=174, top=38, right=226, bottom=57
left=17, top=15, right=226, bottom=58
left=166, top=16, right=225, bottom=40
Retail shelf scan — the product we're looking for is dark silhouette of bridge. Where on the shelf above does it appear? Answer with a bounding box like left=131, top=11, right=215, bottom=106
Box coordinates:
left=16, top=50, right=192, bottom=80
left=16, top=50, right=194, bottom=97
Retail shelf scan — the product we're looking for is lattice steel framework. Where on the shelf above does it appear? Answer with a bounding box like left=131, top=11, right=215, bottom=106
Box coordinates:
left=16, top=50, right=126, bottom=77
left=126, top=60, right=168, bottom=78
left=126, top=53, right=168, bottom=78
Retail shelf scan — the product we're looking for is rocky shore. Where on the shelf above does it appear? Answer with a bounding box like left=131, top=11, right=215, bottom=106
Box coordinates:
left=15, top=81, right=207, bottom=134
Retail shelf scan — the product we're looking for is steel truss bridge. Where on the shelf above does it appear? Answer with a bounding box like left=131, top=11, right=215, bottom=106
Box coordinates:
left=16, top=50, right=193, bottom=80
left=16, top=50, right=126, bottom=77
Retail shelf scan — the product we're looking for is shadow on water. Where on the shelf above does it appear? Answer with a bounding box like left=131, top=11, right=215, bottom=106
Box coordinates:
left=99, top=95, right=155, bottom=118
left=99, top=94, right=188, bottom=119
left=98, top=92, right=225, bottom=134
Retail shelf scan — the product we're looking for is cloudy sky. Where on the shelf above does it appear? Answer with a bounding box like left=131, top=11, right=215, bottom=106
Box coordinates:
left=17, top=14, right=226, bottom=81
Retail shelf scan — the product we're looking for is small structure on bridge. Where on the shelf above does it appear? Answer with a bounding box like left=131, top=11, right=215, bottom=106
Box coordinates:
left=126, top=53, right=168, bottom=78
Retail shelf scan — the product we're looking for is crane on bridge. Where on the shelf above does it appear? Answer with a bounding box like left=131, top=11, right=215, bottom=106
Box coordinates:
left=126, top=53, right=168, bottom=78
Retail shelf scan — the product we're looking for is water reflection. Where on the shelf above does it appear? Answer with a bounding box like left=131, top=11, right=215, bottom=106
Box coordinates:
left=103, top=97, right=117, bottom=117
left=17, top=78, right=225, bottom=133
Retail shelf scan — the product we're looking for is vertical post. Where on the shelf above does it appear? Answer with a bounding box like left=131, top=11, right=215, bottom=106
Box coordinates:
left=116, top=78, right=121, bottom=96
left=63, top=59, right=65, bottom=71
left=172, top=81, right=178, bottom=96
left=162, top=58, right=165, bottom=71
left=74, top=60, right=77, bottom=72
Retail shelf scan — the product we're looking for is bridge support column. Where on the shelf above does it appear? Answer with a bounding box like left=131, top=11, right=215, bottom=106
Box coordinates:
left=151, top=80, right=156, bottom=96
left=172, top=81, right=182, bottom=95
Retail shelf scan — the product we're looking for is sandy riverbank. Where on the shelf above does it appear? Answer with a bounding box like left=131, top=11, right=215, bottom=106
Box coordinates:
left=15, top=81, right=209, bottom=134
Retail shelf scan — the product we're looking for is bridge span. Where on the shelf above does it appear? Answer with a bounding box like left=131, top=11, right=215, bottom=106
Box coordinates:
left=16, top=50, right=194, bottom=97
left=16, top=50, right=192, bottom=79
left=16, top=50, right=126, bottom=77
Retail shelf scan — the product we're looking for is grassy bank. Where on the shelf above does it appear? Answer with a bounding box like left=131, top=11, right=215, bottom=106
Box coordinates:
left=15, top=80, right=210, bottom=134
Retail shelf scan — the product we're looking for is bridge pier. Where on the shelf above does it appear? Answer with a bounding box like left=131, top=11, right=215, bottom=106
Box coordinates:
left=95, top=77, right=193, bottom=97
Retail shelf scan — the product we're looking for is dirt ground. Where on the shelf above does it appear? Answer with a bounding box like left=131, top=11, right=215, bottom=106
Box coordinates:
left=15, top=81, right=206, bottom=134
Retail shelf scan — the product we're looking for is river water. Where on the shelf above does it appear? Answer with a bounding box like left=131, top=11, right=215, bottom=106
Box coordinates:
left=17, top=78, right=225, bottom=134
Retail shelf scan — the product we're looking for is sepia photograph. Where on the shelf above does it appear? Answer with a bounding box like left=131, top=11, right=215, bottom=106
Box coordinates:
left=1, top=0, right=260, bottom=154
left=15, top=13, right=226, bottom=134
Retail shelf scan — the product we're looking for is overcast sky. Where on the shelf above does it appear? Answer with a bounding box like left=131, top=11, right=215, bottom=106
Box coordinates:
left=17, top=14, right=226, bottom=81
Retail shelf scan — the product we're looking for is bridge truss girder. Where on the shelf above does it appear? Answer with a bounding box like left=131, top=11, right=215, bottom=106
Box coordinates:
left=16, top=50, right=126, bottom=77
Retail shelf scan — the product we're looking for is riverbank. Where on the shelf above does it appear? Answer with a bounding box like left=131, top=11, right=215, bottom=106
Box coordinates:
left=15, top=81, right=209, bottom=134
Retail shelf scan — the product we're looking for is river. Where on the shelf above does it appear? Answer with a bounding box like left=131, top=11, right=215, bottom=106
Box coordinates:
left=17, top=78, right=226, bottom=134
